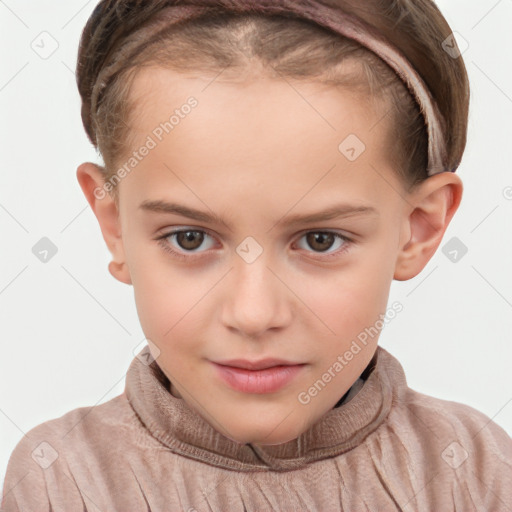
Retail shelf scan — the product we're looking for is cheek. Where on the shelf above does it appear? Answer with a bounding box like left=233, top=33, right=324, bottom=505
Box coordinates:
left=137, top=285, right=197, bottom=336
left=129, top=253, right=205, bottom=346
left=295, top=258, right=394, bottom=338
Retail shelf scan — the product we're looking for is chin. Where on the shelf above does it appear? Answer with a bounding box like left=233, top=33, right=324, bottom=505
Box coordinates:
left=222, top=422, right=306, bottom=447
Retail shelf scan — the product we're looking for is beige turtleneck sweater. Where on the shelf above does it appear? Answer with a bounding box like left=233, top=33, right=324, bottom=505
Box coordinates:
left=1, top=345, right=511, bottom=511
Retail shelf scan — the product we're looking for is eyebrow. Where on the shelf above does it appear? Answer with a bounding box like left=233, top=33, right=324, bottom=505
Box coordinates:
left=139, top=199, right=379, bottom=229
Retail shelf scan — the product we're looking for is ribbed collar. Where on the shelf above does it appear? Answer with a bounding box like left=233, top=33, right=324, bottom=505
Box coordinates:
left=125, top=345, right=406, bottom=471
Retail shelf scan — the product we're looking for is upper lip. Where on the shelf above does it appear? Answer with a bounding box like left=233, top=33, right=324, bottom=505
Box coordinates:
left=213, top=358, right=304, bottom=371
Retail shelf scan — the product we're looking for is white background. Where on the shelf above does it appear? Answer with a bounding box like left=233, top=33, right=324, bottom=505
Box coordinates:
left=1, top=0, right=511, bottom=493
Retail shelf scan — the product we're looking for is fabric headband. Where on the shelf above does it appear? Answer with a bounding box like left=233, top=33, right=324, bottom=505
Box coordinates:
left=88, top=0, right=451, bottom=176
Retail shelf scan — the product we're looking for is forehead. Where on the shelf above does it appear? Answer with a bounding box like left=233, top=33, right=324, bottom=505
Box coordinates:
left=120, top=66, right=401, bottom=209
left=127, top=65, right=386, bottom=142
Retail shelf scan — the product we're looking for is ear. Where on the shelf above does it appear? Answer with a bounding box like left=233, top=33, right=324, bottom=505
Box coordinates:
left=76, top=162, right=132, bottom=285
left=394, top=172, right=463, bottom=281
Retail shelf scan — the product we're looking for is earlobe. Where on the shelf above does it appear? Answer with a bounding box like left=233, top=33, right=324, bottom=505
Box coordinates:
left=394, top=172, right=463, bottom=281
left=76, top=162, right=132, bottom=285
left=108, top=260, right=132, bottom=285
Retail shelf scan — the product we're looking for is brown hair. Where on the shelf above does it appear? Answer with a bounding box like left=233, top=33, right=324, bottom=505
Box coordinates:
left=76, top=0, right=470, bottom=198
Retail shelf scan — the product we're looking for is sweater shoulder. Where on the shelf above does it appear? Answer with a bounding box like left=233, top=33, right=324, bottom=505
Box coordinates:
left=391, top=385, right=512, bottom=468
left=399, top=386, right=510, bottom=434
left=18, top=392, right=134, bottom=449
left=1, top=392, right=144, bottom=509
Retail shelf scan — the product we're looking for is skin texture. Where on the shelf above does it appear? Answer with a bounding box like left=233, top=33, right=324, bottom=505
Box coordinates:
left=77, top=66, right=462, bottom=447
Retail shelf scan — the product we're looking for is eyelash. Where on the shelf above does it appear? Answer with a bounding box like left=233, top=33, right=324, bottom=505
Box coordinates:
left=156, top=228, right=353, bottom=262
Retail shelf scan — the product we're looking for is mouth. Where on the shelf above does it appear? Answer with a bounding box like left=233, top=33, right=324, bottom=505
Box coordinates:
left=212, top=358, right=305, bottom=371
left=211, top=361, right=307, bottom=394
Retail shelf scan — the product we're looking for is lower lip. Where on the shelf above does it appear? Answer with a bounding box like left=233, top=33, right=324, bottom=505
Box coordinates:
left=212, top=363, right=306, bottom=394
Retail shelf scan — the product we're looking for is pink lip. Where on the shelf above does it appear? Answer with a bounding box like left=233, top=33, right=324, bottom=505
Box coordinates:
left=213, top=357, right=302, bottom=371
left=211, top=362, right=306, bottom=394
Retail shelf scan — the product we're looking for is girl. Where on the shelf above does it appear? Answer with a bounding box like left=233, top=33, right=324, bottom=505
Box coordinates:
left=2, top=0, right=511, bottom=510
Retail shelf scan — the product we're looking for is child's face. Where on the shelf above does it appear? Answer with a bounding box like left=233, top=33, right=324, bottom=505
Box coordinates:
left=80, top=66, right=454, bottom=446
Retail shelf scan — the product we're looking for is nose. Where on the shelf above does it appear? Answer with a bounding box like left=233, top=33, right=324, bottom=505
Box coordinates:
left=221, top=253, right=293, bottom=339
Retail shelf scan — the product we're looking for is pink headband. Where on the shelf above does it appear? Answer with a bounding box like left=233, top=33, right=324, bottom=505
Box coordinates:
left=90, top=0, right=450, bottom=176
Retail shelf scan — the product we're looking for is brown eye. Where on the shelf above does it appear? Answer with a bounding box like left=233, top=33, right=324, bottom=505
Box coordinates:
left=305, top=232, right=336, bottom=252
left=295, top=231, right=352, bottom=260
left=175, top=231, right=205, bottom=250
left=157, top=228, right=217, bottom=260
